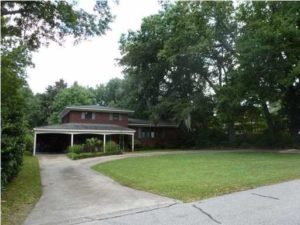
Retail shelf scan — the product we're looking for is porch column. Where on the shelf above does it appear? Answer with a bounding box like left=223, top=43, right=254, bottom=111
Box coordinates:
left=103, top=134, right=106, bottom=153
left=70, top=133, right=74, bottom=147
left=131, top=134, right=134, bottom=152
left=33, top=132, right=37, bottom=156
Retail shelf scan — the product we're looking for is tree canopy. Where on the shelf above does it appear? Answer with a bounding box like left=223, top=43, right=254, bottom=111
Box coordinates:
left=118, top=1, right=300, bottom=146
left=2, top=1, right=300, bottom=188
left=1, top=0, right=113, bottom=187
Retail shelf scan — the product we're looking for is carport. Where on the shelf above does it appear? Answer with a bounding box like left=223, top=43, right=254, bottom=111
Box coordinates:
left=33, top=123, right=135, bottom=155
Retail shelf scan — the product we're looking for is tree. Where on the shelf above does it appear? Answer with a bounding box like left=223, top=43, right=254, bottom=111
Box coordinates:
left=119, top=1, right=299, bottom=147
left=1, top=47, right=31, bottom=186
left=1, top=0, right=112, bottom=187
left=236, top=1, right=300, bottom=138
left=36, top=79, right=68, bottom=126
left=94, top=78, right=126, bottom=107
left=283, top=81, right=300, bottom=141
left=119, top=1, right=237, bottom=141
left=48, top=83, right=96, bottom=124
left=1, top=1, right=113, bottom=50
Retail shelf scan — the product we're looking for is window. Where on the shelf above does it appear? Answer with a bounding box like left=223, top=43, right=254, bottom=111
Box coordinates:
left=139, top=128, right=156, bottom=139
left=113, top=113, right=119, bottom=121
left=81, top=112, right=95, bottom=120
left=151, top=131, right=155, bottom=138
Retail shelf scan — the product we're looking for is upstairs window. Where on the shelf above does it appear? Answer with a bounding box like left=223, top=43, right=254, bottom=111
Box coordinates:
left=113, top=113, right=119, bottom=121
left=110, top=113, right=122, bottom=121
left=81, top=112, right=95, bottom=120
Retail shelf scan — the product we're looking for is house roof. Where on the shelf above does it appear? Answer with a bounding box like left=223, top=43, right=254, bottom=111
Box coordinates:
left=128, top=118, right=178, bottom=128
left=34, top=123, right=135, bottom=134
left=59, top=105, right=134, bottom=118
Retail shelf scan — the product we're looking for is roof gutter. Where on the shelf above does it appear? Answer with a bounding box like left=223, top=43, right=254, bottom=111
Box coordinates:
left=59, top=107, right=134, bottom=118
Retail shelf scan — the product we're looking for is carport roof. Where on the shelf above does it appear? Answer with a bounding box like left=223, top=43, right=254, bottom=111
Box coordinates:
left=34, top=123, right=135, bottom=134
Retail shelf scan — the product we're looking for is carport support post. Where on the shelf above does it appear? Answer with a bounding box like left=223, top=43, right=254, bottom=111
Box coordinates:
left=131, top=134, right=134, bottom=152
left=33, top=132, right=37, bottom=156
left=103, top=134, right=106, bottom=153
left=70, top=133, right=74, bottom=147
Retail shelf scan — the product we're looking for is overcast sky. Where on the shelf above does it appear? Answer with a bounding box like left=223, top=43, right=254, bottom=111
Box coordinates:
left=26, top=0, right=161, bottom=94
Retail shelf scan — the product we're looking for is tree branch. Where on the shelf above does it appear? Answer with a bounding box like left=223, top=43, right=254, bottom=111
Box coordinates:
left=2, top=9, right=25, bottom=16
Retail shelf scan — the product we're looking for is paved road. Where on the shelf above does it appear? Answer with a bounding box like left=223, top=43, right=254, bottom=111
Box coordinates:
left=24, top=152, right=300, bottom=225
left=86, top=179, right=300, bottom=225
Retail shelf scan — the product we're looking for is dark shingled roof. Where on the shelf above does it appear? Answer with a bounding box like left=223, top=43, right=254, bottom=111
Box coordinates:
left=59, top=105, right=134, bottom=118
left=34, top=123, right=134, bottom=132
left=128, top=118, right=178, bottom=127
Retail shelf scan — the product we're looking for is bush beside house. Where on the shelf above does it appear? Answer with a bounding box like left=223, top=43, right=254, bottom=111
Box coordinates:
left=67, top=138, right=122, bottom=160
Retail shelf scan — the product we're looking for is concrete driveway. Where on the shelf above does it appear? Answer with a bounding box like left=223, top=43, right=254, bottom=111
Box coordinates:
left=23, top=152, right=180, bottom=225
left=24, top=152, right=300, bottom=225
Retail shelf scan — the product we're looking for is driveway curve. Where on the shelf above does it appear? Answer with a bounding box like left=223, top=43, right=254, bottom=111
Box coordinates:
left=23, top=152, right=184, bottom=225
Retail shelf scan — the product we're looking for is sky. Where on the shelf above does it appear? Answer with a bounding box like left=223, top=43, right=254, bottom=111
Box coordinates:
left=26, top=0, right=161, bottom=94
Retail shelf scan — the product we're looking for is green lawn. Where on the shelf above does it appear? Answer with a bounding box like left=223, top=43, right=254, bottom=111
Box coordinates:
left=92, top=152, right=300, bottom=202
left=1, top=155, right=42, bottom=225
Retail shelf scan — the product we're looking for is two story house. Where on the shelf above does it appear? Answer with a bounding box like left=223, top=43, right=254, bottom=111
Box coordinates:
left=33, top=105, right=178, bottom=155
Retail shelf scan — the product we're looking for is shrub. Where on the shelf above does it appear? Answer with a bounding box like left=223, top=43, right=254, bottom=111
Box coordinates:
left=1, top=135, right=25, bottom=188
left=83, top=138, right=102, bottom=152
left=106, top=141, right=120, bottom=153
left=134, top=139, right=143, bottom=149
left=67, top=151, right=122, bottom=160
left=68, top=144, right=83, bottom=154
left=24, top=133, right=33, bottom=153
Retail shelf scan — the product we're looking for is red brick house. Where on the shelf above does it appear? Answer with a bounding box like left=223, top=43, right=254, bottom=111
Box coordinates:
left=33, top=105, right=178, bottom=155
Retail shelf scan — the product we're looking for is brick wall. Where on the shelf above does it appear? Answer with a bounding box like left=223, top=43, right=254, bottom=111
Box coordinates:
left=62, top=111, right=128, bottom=127
left=129, top=126, right=178, bottom=147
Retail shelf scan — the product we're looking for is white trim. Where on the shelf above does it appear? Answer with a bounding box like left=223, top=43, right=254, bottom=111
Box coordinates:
left=128, top=124, right=178, bottom=128
left=71, top=133, right=74, bottom=147
left=131, top=134, right=134, bottom=152
left=103, top=134, right=106, bottom=153
left=60, top=107, right=134, bottom=118
left=33, top=132, right=37, bottom=156
left=33, top=128, right=135, bottom=135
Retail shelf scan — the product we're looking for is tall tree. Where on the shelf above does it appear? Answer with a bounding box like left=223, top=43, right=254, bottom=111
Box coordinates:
left=1, top=0, right=112, bottom=187
left=1, top=0, right=112, bottom=50
left=48, top=83, right=96, bottom=124
left=1, top=46, right=31, bottom=186
left=120, top=1, right=237, bottom=139
left=37, top=79, right=68, bottom=126
left=236, top=1, right=300, bottom=137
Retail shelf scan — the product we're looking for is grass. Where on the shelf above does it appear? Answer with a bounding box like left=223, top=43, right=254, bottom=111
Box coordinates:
left=92, top=152, right=300, bottom=202
left=1, top=155, right=42, bottom=225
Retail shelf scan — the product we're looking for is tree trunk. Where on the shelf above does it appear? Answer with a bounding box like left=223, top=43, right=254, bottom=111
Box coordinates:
left=227, top=121, right=235, bottom=143
left=261, top=101, right=276, bottom=136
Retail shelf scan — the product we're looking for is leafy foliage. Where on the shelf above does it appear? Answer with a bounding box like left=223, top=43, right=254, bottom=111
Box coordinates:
left=106, top=141, right=120, bottom=153
left=67, top=144, right=83, bottom=154
left=83, top=138, right=103, bottom=152
left=1, top=1, right=113, bottom=50
left=118, top=1, right=300, bottom=147
left=67, top=139, right=121, bottom=160
left=1, top=47, right=31, bottom=187
left=1, top=0, right=112, bottom=187
left=48, top=83, right=96, bottom=124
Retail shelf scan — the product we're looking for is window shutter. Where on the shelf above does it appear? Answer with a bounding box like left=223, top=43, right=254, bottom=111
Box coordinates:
left=119, top=114, right=122, bottom=121
left=92, top=113, right=96, bottom=120
left=81, top=112, right=85, bottom=119
left=109, top=113, right=113, bottom=120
